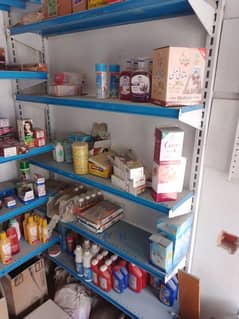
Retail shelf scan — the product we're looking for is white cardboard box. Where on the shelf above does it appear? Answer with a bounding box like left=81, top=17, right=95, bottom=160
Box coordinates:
left=23, top=299, right=70, bottom=319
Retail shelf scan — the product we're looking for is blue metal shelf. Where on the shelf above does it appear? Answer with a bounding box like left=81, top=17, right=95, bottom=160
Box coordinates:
left=49, top=252, right=178, bottom=319
left=64, top=220, right=186, bottom=282
left=0, top=0, right=25, bottom=9
left=10, top=0, right=193, bottom=36
left=0, top=196, right=48, bottom=223
left=30, top=154, right=193, bottom=217
left=16, top=94, right=203, bottom=122
left=0, top=233, right=60, bottom=277
left=0, top=71, right=47, bottom=80
left=0, top=144, right=54, bottom=164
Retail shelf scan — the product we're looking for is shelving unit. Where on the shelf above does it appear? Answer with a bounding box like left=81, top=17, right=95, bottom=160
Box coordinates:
left=30, top=154, right=193, bottom=217
left=0, top=233, right=60, bottom=277
left=1, top=0, right=225, bottom=317
left=62, top=220, right=186, bottom=282
left=16, top=95, right=203, bottom=129
left=0, top=144, right=54, bottom=164
left=0, top=195, right=48, bottom=223
left=0, top=0, right=41, bottom=12
left=0, top=71, right=47, bottom=80
left=49, top=252, right=178, bottom=319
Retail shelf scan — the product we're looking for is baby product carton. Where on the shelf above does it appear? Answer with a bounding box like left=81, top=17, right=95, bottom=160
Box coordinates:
left=157, top=214, right=193, bottom=266
left=149, top=232, right=173, bottom=272
left=152, top=46, right=206, bottom=106
left=154, top=127, right=184, bottom=163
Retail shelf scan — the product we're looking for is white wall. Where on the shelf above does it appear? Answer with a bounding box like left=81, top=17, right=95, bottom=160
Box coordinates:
left=191, top=1, right=239, bottom=318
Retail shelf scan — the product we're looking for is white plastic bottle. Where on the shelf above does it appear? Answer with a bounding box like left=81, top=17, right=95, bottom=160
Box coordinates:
left=9, top=218, right=21, bottom=240
left=55, top=142, right=64, bottom=162
left=83, top=239, right=91, bottom=252
left=83, top=251, right=92, bottom=282
left=102, top=250, right=109, bottom=259
left=74, top=245, right=83, bottom=276
left=90, top=243, right=100, bottom=256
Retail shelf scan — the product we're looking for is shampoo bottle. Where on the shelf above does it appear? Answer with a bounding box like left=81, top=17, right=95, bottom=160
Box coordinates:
left=27, top=216, right=38, bottom=245
left=0, top=231, right=12, bottom=264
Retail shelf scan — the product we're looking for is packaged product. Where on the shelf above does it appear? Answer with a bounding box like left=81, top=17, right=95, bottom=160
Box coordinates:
left=48, top=84, right=82, bottom=97
left=149, top=232, right=173, bottom=272
left=17, top=182, right=35, bottom=203
left=154, top=127, right=184, bottom=163
left=17, top=119, right=35, bottom=147
left=88, top=0, right=106, bottom=9
left=54, top=72, right=83, bottom=85
left=152, top=46, right=206, bottom=106
left=88, top=152, right=112, bottom=178
left=72, top=0, right=87, bottom=12
left=0, top=119, right=9, bottom=128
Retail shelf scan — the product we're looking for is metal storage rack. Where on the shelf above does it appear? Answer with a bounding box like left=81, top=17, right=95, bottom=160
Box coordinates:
left=2, top=0, right=225, bottom=317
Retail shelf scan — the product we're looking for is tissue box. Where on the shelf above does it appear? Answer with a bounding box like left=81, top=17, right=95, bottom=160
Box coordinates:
left=149, top=233, right=173, bottom=272
left=151, top=46, right=206, bottom=106
left=157, top=214, right=193, bottom=265
left=154, top=127, right=184, bottom=163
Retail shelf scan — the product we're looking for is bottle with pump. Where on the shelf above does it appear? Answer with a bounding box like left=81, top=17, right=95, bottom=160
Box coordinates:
left=120, top=59, right=133, bottom=100
left=74, top=245, right=83, bottom=276
left=27, top=216, right=38, bottom=245
left=23, top=213, right=30, bottom=240
left=41, top=219, right=48, bottom=243
left=131, top=57, right=151, bottom=102
left=0, top=231, right=12, bottom=264
left=128, top=263, right=143, bottom=293
left=83, top=250, right=92, bottom=281
left=91, top=258, right=99, bottom=286
left=99, top=265, right=112, bottom=292
left=9, top=218, right=21, bottom=241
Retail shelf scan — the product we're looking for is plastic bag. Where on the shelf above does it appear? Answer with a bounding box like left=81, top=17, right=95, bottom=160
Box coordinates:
left=54, top=283, right=92, bottom=319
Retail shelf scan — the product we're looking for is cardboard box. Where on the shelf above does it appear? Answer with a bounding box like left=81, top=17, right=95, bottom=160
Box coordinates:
left=149, top=232, right=173, bottom=272
left=0, top=258, right=48, bottom=316
left=17, top=119, right=34, bottom=146
left=0, top=296, right=9, bottom=319
left=0, top=118, right=9, bottom=128
left=23, top=299, right=70, bottom=319
left=58, top=0, right=72, bottom=16
left=152, top=46, right=206, bottom=106
left=72, top=0, right=87, bottom=13
left=44, top=0, right=72, bottom=18
left=154, top=127, right=184, bottom=163
left=157, top=214, right=193, bottom=265
left=152, top=158, right=186, bottom=194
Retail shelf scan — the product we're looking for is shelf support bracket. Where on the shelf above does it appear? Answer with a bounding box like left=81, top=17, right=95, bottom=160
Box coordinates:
left=188, top=0, right=217, bottom=35
left=179, top=108, right=203, bottom=130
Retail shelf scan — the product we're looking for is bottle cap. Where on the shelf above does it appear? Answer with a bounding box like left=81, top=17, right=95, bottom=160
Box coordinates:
left=95, top=63, right=107, bottom=72
left=91, top=258, right=98, bottom=266
left=20, top=161, right=29, bottom=169
left=105, top=259, right=112, bottom=266
left=100, top=265, right=107, bottom=272
left=0, top=231, right=7, bottom=240
left=110, top=255, right=118, bottom=262
left=75, top=245, right=83, bottom=254
left=97, top=254, right=104, bottom=261
left=102, top=250, right=109, bottom=257
left=114, top=265, right=121, bottom=272
left=28, top=216, right=34, bottom=224
left=109, top=64, right=120, bottom=72
left=9, top=218, right=17, bottom=224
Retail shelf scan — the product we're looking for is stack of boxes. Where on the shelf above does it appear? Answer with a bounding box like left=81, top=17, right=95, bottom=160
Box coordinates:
left=111, top=156, right=146, bottom=195
left=152, top=126, right=186, bottom=202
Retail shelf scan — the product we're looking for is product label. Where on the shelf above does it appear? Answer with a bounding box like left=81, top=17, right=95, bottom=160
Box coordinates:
left=120, top=75, right=130, bottom=95
left=48, top=0, right=57, bottom=17
left=96, top=72, right=108, bottom=99
left=110, top=73, right=120, bottom=98
left=129, top=274, right=137, bottom=290
left=76, top=262, right=84, bottom=276
left=99, top=276, right=107, bottom=290
left=2, top=243, right=12, bottom=263
left=30, top=227, right=38, bottom=243
left=92, top=271, right=98, bottom=284
left=131, top=75, right=150, bottom=95
left=84, top=267, right=92, bottom=281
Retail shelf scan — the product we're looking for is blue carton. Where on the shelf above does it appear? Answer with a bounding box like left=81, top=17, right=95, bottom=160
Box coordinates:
left=149, top=232, right=173, bottom=273
left=157, top=214, right=193, bottom=266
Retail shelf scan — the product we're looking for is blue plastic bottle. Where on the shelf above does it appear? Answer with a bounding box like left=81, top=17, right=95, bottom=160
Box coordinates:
left=109, top=64, right=120, bottom=98
left=119, top=261, right=128, bottom=289
left=95, top=63, right=108, bottom=99
left=113, top=266, right=125, bottom=293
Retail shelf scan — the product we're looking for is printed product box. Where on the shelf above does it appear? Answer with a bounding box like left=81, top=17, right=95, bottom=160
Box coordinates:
left=0, top=118, right=10, bottom=128
left=0, top=258, right=48, bottom=316
left=72, top=0, right=87, bottom=12
left=149, top=232, right=173, bottom=272
left=88, top=0, right=106, bottom=9
left=157, top=214, right=193, bottom=266
left=152, top=157, right=186, bottom=194
left=152, top=46, right=206, bottom=106
left=154, top=127, right=184, bottom=163
left=17, top=119, right=34, bottom=147
left=58, top=0, right=72, bottom=16
left=44, top=0, right=58, bottom=18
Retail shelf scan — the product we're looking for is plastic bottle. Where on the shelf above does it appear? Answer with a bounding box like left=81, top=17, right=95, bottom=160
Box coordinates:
left=96, top=253, right=104, bottom=266
left=91, top=258, right=99, bottom=286
left=90, top=243, right=100, bottom=256
left=99, top=265, right=112, bottom=292
left=101, top=249, right=109, bottom=260
left=6, top=227, right=20, bottom=255
left=119, top=260, right=129, bottom=289
left=74, top=245, right=84, bottom=276
left=9, top=218, right=21, bottom=241
left=83, top=250, right=92, bottom=281
left=95, top=63, right=108, bottom=99
left=19, top=161, right=31, bottom=181
left=109, top=64, right=120, bottom=98
left=23, top=213, right=30, bottom=240
left=105, top=258, right=113, bottom=275
left=0, top=231, right=12, bottom=264
left=112, top=265, right=124, bottom=293
left=119, top=59, right=133, bottom=100
left=128, top=263, right=143, bottom=293
left=131, top=57, right=151, bottom=102
left=83, top=239, right=91, bottom=252
left=55, top=142, right=64, bottom=162
left=41, top=219, right=48, bottom=243
left=110, top=254, right=118, bottom=266
left=96, top=191, right=104, bottom=201
left=27, top=216, right=38, bottom=245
